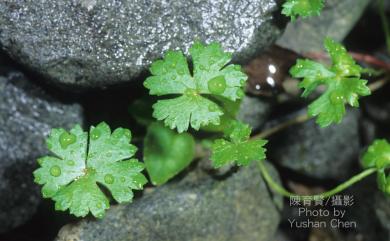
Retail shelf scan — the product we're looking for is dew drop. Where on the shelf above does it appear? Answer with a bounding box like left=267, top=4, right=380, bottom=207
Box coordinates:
left=90, top=128, right=101, bottom=140
left=208, top=104, right=218, bottom=112
left=67, top=160, right=75, bottom=166
left=329, top=91, right=345, bottom=105
left=59, top=132, right=76, bottom=149
left=236, top=89, right=245, bottom=98
left=104, top=174, right=114, bottom=184
left=208, top=76, right=226, bottom=94
left=96, top=203, right=102, bottom=208
left=120, top=177, right=126, bottom=183
left=184, top=88, right=198, bottom=97
left=50, top=166, right=61, bottom=177
left=123, top=129, right=131, bottom=139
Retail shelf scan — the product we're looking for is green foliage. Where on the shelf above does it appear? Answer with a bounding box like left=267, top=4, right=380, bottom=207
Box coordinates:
left=144, top=122, right=195, bottom=185
left=33, top=122, right=147, bottom=218
left=282, top=0, right=324, bottom=20
left=211, top=121, right=267, bottom=168
left=290, top=37, right=371, bottom=127
left=144, top=41, right=247, bottom=133
left=362, top=139, right=390, bottom=195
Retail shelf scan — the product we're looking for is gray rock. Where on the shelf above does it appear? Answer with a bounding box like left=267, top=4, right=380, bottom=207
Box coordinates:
left=0, top=0, right=284, bottom=88
left=238, top=95, right=272, bottom=130
left=346, top=177, right=389, bottom=241
left=56, top=162, right=282, bottom=241
left=277, top=0, right=370, bottom=53
left=0, top=71, right=83, bottom=233
left=267, top=108, right=360, bottom=179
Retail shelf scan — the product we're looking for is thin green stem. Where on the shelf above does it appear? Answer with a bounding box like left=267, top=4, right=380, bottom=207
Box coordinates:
left=378, top=0, right=390, bottom=54
left=258, top=160, right=377, bottom=200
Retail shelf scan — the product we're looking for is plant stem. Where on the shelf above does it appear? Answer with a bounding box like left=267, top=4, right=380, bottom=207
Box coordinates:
left=368, top=75, right=389, bottom=92
left=252, top=113, right=310, bottom=139
left=258, top=160, right=377, bottom=200
left=378, top=0, right=390, bottom=54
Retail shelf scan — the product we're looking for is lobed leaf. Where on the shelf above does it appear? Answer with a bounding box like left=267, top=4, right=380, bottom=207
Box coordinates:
left=144, top=42, right=247, bottom=132
left=34, top=122, right=147, bottom=218
left=210, top=122, right=267, bottom=168
left=290, top=37, right=371, bottom=127
left=282, top=0, right=324, bottom=20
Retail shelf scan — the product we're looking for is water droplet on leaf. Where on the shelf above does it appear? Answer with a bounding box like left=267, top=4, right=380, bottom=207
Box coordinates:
left=104, top=174, right=114, bottom=184
left=236, top=89, right=245, bottom=98
left=50, top=166, right=61, bottom=177
left=59, top=132, right=76, bottom=149
left=90, top=128, right=101, bottom=140
left=123, top=129, right=131, bottom=139
left=184, top=88, right=198, bottom=97
left=208, top=76, right=226, bottom=94
left=329, top=91, right=345, bottom=104
left=67, top=160, right=75, bottom=166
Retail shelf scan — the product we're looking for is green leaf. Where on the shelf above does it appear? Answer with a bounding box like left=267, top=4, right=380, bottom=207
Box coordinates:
left=282, top=0, right=324, bottom=20
left=201, top=97, right=241, bottom=133
left=210, top=121, right=267, bottom=168
left=144, top=122, right=195, bottom=185
left=290, top=37, right=371, bottom=127
left=144, top=42, right=247, bottom=132
left=362, top=139, right=390, bottom=195
left=152, top=91, right=224, bottom=133
left=34, top=122, right=147, bottom=218
left=362, top=139, right=390, bottom=169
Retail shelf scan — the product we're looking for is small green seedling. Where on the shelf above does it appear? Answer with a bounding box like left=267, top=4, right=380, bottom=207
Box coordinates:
left=34, top=122, right=147, bottom=218
left=290, top=37, right=371, bottom=127
left=211, top=121, right=267, bottom=168
left=282, top=0, right=325, bottom=20
left=362, top=139, right=390, bottom=195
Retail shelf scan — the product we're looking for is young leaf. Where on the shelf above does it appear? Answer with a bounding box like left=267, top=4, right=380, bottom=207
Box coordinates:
left=282, top=0, right=324, bottom=20
left=362, top=139, right=390, bottom=195
left=34, top=122, right=147, bottom=218
left=210, top=121, right=267, bottom=168
left=144, top=122, right=195, bottom=185
left=144, top=42, right=247, bottom=133
left=290, top=37, right=371, bottom=127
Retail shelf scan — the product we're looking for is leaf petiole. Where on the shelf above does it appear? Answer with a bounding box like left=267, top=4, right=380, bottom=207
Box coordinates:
left=258, top=160, right=377, bottom=200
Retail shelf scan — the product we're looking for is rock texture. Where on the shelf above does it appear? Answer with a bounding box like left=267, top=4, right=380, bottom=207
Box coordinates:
left=238, top=95, right=272, bottom=130
left=0, top=0, right=284, bottom=88
left=267, top=108, right=360, bottom=179
left=346, top=177, right=390, bottom=241
left=56, top=162, right=282, bottom=241
left=277, top=0, right=370, bottom=53
left=0, top=70, right=83, bottom=233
